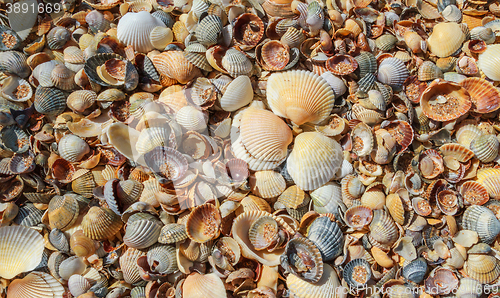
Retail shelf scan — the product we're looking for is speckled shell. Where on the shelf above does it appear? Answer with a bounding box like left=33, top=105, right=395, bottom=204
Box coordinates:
left=267, top=70, right=334, bottom=125
left=287, top=132, right=343, bottom=191
left=117, top=11, right=166, bottom=53
left=0, top=226, right=44, bottom=279
left=158, top=223, right=187, bottom=244
left=427, top=22, right=466, bottom=57
left=307, top=216, right=344, bottom=261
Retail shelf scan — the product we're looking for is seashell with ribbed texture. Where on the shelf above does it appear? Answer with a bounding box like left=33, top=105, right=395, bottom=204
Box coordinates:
left=0, top=51, right=30, bottom=78
left=267, top=70, right=334, bottom=125
left=427, top=22, right=466, bottom=57
left=47, top=26, right=70, bottom=50
left=135, top=127, right=172, bottom=155
left=351, top=122, right=374, bottom=157
left=402, top=258, right=428, bottom=283
left=465, top=254, right=500, bottom=284
left=186, top=203, right=221, bottom=243
left=418, top=61, right=443, bottom=81
left=48, top=194, right=80, bottom=231
left=152, top=51, right=201, bottom=84
left=120, top=247, right=147, bottom=284
left=85, top=10, right=110, bottom=33
left=260, top=40, right=290, bottom=71
left=34, top=86, right=66, bottom=116
left=355, top=52, right=377, bottom=79
left=310, top=182, right=345, bottom=216
left=320, top=72, right=346, bottom=98
left=249, top=170, right=286, bottom=199
left=123, top=213, right=162, bottom=249
left=7, top=272, right=64, bottom=298
left=478, top=44, right=500, bottom=81
left=58, top=134, right=90, bottom=162
left=0, top=226, right=44, bottom=279
left=13, top=203, right=43, bottom=227
left=48, top=228, right=69, bottom=253
left=219, top=75, right=253, bottom=111
left=248, top=215, right=279, bottom=250
left=470, top=26, right=496, bottom=44
left=117, top=11, right=166, bottom=52
left=369, top=209, right=399, bottom=249
left=0, top=125, right=30, bottom=153
left=375, top=34, right=398, bottom=51
left=195, top=15, right=222, bottom=47
left=462, top=205, right=500, bottom=244
left=420, top=79, right=471, bottom=122
left=439, top=143, right=474, bottom=162
left=287, top=132, right=343, bottom=191
left=281, top=236, right=323, bottom=283
left=307, top=216, right=344, bottom=261
left=343, top=258, right=372, bottom=289
left=67, top=90, right=97, bottom=113
left=233, top=105, right=293, bottom=171
left=183, top=272, right=227, bottom=298
left=0, top=76, right=32, bottom=102
left=221, top=48, right=253, bottom=77
left=470, top=134, right=499, bottom=163
left=287, top=264, right=343, bottom=298
left=456, top=122, right=483, bottom=148
left=175, top=106, right=208, bottom=132
left=232, top=211, right=293, bottom=266
left=345, top=205, right=374, bottom=229
left=460, top=77, right=500, bottom=114
left=280, top=27, right=305, bottom=48
left=149, top=26, right=173, bottom=50
left=377, top=57, right=409, bottom=89
left=81, top=206, right=123, bottom=240
left=70, top=230, right=97, bottom=258
left=145, top=243, right=177, bottom=274
left=64, top=46, right=85, bottom=64
left=460, top=181, right=489, bottom=206
left=158, top=223, right=187, bottom=244
left=68, top=275, right=91, bottom=297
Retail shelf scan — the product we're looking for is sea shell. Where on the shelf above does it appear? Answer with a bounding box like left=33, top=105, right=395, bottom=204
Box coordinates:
left=7, top=272, right=64, bottom=298
left=0, top=125, right=30, bottom=153
left=48, top=194, right=80, bottom=231
left=152, top=51, right=201, bottom=84
left=186, top=203, right=221, bottom=243
left=149, top=26, right=173, bottom=50
left=266, top=70, right=334, bottom=125
left=120, top=248, right=147, bottom=284
left=343, top=258, right=372, bottom=289
left=68, top=275, right=91, bottom=297
left=345, top=205, right=374, bottom=229
left=0, top=226, right=44, bottom=279
left=427, top=22, right=466, bottom=57
left=402, top=258, right=428, bottom=283
left=287, top=264, right=343, bottom=298
left=219, top=75, right=253, bottom=111
left=377, top=57, right=409, bottom=89
left=281, top=236, right=323, bottom=283
left=183, top=272, right=227, bottom=298
left=47, top=26, right=71, bottom=50
left=34, top=86, right=67, bottom=116
left=144, top=146, right=188, bottom=181
left=287, top=132, right=343, bottom=191
left=145, top=243, right=178, bottom=274
left=221, top=48, right=253, bottom=77
left=459, top=77, right=500, bottom=114
left=248, top=215, right=280, bottom=250
left=462, top=205, right=500, bottom=244
left=81, top=206, right=123, bottom=240
left=117, top=11, right=166, bottom=52
left=58, top=134, right=90, bottom=162
left=460, top=181, right=489, bottom=205
left=465, top=253, right=500, bottom=284
left=326, top=54, right=358, bottom=76
left=67, top=90, right=97, bottom=113
left=369, top=209, right=399, bottom=249
left=123, top=213, right=162, bottom=249
left=250, top=170, right=286, bottom=199
left=351, top=122, right=374, bottom=157
left=233, top=104, right=293, bottom=171
left=418, top=61, right=443, bottom=81
left=470, top=134, right=499, bottom=163
left=0, top=76, right=32, bottom=102
left=0, top=51, right=30, bottom=78
left=478, top=44, right=500, bottom=81
left=70, top=230, right=97, bottom=257
left=420, top=79, right=471, bottom=122
left=307, top=216, right=344, bottom=261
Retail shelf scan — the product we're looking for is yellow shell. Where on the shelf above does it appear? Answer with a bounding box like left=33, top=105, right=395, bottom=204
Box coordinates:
left=427, top=22, right=466, bottom=58
left=266, top=70, right=334, bottom=125
left=152, top=51, right=202, bottom=84
left=287, top=264, right=344, bottom=298
left=477, top=168, right=500, bottom=199
left=249, top=170, right=286, bottom=199
left=81, top=206, right=123, bottom=240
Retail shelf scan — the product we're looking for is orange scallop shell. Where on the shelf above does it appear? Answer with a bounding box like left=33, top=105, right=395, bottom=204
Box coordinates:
left=420, top=79, right=471, bottom=122
left=460, top=181, right=489, bottom=206
left=439, top=143, right=475, bottom=162
left=380, top=120, right=414, bottom=154
left=326, top=54, right=358, bottom=76
left=459, top=77, right=500, bottom=114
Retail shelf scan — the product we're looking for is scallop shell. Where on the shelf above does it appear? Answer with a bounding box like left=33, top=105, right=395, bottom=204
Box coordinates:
left=195, top=15, right=223, bottom=47
left=219, top=75, right=253, bottom=111
left=232, top=211, right=293, bottom=266
left=81, top=206, right=123, bottom=240
left=260, top=40, right=290, bottom=71
left=183, top=273, right=227, bottom=298
left=14, top=203, right=43, bottom=227
left=418, top=61, right=443, bottom=81
left=460, top=181, right=489, bottom=206
left=233, top=105, right=293, bottom=171
left=427, top=22, right=466, bottom=57
left=144, top=146, right=188, bottom=181
left=420, top=79, right=471, bottom=122
left=135, top=127, right=172, bottom=155
left=402, top=258, right=428, bottom=283
left=287, top=264, right=343, bottom=298
left=459, top=77, right=500, bottom=114
left=58, top=134, right=90, bottom=162
left=456, top=122, right=483, bottom=148
left=123, top=214, right=162, bottom=249
left=307, top=216, right=344, bottom=261
left=250, top=170, right=286, bottom=199
left=47, top=26, right=71, bottom=50
left=470, top=134, right=499, bottom=163
left=287, top=132, right=343, bottom=191
left=478, top=44, right=500, bottom=81
left=0, top=226, right=44, bottom=279
left=0, top=51, right=30, bottom=78
left=120, top=248, right=147, bottom=284
left=117, top=11, right=166, bottom=53
left=152, top=51, right=201, bottom=84
left=34, top=86, right=67, bottom=116
left=221, top=48, right=253, bottom=77
left=67, top=90, right=97, bottom=113
left=377, top=57, right=409, bottom=89
left=48, top=194, right=80, bottom=231
left=465, top=254, right=500, bottom=284
left=186, top=203, right=221, bottom=243
left=7, top=272, right=64, bottom=298
left=86, top=10, right=111, bottom=33
left=266, top=70, right=334, bottom=125
left=376, top=34, right=398, bottom=51
left=462, top=205, right=500, bottom=244
left=281, top=236, right=323, bottom=283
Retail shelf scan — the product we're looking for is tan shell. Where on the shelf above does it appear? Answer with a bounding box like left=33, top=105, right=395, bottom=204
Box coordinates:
left=81, top=206, right=123, bottom=240
left=186, top=203, right=221, bottom=243
left=152, top=51, right=202, bottom=84
left=7, top=272, right=64, bottom=298
left=249, top=170, right=286, bottom=199
left=183, top=273, right=227, bottom=298
left=427, top=22, right=466, bottom=57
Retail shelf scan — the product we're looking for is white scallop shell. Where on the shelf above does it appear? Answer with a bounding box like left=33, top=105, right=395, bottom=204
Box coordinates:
left=175, top=106, right=208, bottom=132
left=377, top=57, right=409, bottom=89
left=219, top=75, right=253, bottom=111
left=117, top=11, right=166, bottom=53
left=0, top=226, right=44, bottom=279
left=478, top=44, right=500, bottom=82
left=58, top=134, right=90, bottom=162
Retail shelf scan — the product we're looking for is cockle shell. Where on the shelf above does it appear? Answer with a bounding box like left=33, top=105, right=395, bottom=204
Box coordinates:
left=152, top=51, right=202, bottom=84
left=7, top=272, right=64, bottom=298
left=58, top=134, right=90, bottom=162
left=478, top=44, right=500, bottom=81
left=287, top=132, right=343, bottom=191
left=0, top=226, right=44, bottom=279
left=183, top=272, right=227, bottom=298
left=219, top=75, right=253, bottom=111
left=462, top=205, right=500, bottom=244
left=427, top=22, right=466, bottom=57
left=377, top=57, right=409, bottom=89
left=287, top=264, right=344, bottom=298
left=465, top=254, right=500, bottom=284
left=420, top=79, right=471, bottom=122
left=470, top=134, right=499, bottom=163
left=123, top=213, right=162, bottom=249
left=266, top=70, right=334, bottom=125
left=281, top=236, right=323, bottom=283
left=81, top=206, right=123, bottom=240
left=459, top=77, right=500, bottom=114
left=186, top=204, right=221, bottom=243
left=117, top=11, right=166, bottom=53
left=307, top=216, right=344, bottom=261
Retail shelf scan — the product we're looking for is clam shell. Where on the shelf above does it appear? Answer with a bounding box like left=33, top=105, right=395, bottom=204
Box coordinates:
left=48, top=228, right=69, bottom=253
left=48, top=194, right=80, bottom=231
left=462, top=205, right=500, bottom=244
left=158, top=223, right=187, bottom=244
left=376, top=34, right=398, bottom=51
left=418, top=61, right=443, bottom=81
left=287, top=132, right=343, bottom=191
left=68, top=275, right=91, bottom=297
left=250, top=170, right=286, bottom=198
left=219, top=75, right=253, bottom=111
left=470, top=26, right=496, bottom=43
left=195, top=15, right=223, bottom=47
left=420, top=79, right=471, bottom=122
left=281, top=236, right=323, bottom=283
left=369, top=209, right=399, bottom=249
left=0, top=76, right=32, bottom=102
left=343, top=258, right=372, bottom=289
left=0, top=226, right=44, bottom=279
left=377, top=57, right=409, bottom=89
left=0, top=51, right=30, bottom=78
left=70, top=230, right=97, bottom=258
left=221, top=48, right=253, bottom=77
left=58, top=134, right=90, bottom=162
left=58, top=256, right=86, bottom=280
left=470, top=134, right=499, bottom=163
left=478, top=44, right=500, bottom=81
left=459, top=77, right=500, bottom=114
left=117, top=11, right=166, bottom=53
left=7, top=272, right=64, bottom=298
left=146, top=243, right=178, bottom=274
left=355, top=52, right=378, bottom=79
left=460, top=181, right=489, bottom=206
left=427, top=22, right=466, bottom=57
left=175, top=106, right=208, bottom=132
left=310, top=182, right=345, bottom=217
left=34, top=86, right=67, bottom=116
left=67, top=90, right=97, bottom=113
left=47, top=26, right=70, bottom=50
left=233, top=105, right=293, bottom=171
left=144, top=146, right=188, bottom=181
left=183, top=272, right=227, bottom=298
left=351, top=122, right=374, bottom=157
left=153, top=51, right=201, bottom=84
left=287, top=264, right=343, bottom=298
left=81, top=206, right=123, bottom=240
left=267, top=70, right=334, bottom=125
left=402, top=258, right=428, bottom=283
left=135, top=127, right=172, bottom=155
left=456, top=122, right=483, bottom=148
left=465, top=254, right=500, bottom=284
left=345, top=205, right=374, bottom=229
left=149, top=26, right=173, bottom=50
left=123, top=214, right=162, bottom=249
left=186, top=204, right=221, bottom=243
left=307, top=216, right=344, bottom=261
left=320, top=72, right=347, bottom=98
left=120, top=247, right=147, bottom=284
left=248, top=215, right=279, bottom=250
left=0, top=125, right=30, bottom=153
left=84, top=53, right=139, bottom=91
left=14, top=203, right=44, bottom=226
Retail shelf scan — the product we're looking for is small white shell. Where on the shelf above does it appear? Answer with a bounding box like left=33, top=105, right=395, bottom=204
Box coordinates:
left=175, top=106, right=208, bottom=132
left=58, top=134, right=90, bottom=162
left=117, top=11, right=166, bottom=53
left=219, top=75, right=253, bottom=111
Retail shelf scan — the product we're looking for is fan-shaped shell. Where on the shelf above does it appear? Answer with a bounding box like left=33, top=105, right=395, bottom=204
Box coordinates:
left=68, top=275, right=91, bottom=297
left=120, top=247, right=147, bottom=284
left=175, top=106, right=208, bottom=132
left=287, top=264, right=343, bottom=298
left=152, top=51, right=201, bottom=84
left=186, top=203, right=221, bottom=243
left=463, top=205, right=500, bottom=244
left=7, top=272, right=64, bottom=298
left=195, top=15, right=222, bottom=47
left=459, top=77, right=500, bottom=114
left=427, top=22, right=466, bottom=57
left=287, top=132, right=343, bottom=191
left=377, top=57, right=409, bottom=89
left=465, top=254, right=500, bottom=284
left=34, top=86, right=67, bottom=116
left=144, top=146, right=188, bottom=181
left=221, top=48, right=253, bottom=77
left=343, top=258, right=372, bottom=289
left=250, top=170, right=286, bottom=199
left=351, top=122, right=374, bottom=157
left=281, top=236, right=323, bottom=283
left=67, top=90, right=97, bottom=113
left=0, top=226, right=44, bottom=279
left=149, top=26, right=173, bottom=50
left=470, top=134, right=499, bottom=163
left=248, top=215, right=280, bottom=250
left=146, top=243, right=178, bottom=274
left=460, top=181, right=489, bottom=205
left=219, top=75, right=253, bottom=111
left=158, top=223, right=187, bottom=244
left=123, top=214, right=162, bottom=249
left=369, top=209, right=399, bottom=249
left=81, top=206, right=123, bottom=240
left=266, top=70, right=334, bottom=125
left=117, top=11, right=166, bottom=52
left=478, top=44, right=500, bottom=81
left=420, top=79, right=471, bottom=122
left=307, top=216, right=344, bottom=261
left=58, top=134, right=90, bottom=162
left=48, top=194, right=80, bottom=231
left=0, top=51, right=30, bottom=78
left=183, top=273, right=227, bottom=298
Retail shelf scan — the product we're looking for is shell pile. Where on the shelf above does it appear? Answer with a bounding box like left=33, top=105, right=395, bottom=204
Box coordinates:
left=5, top=0, right=500, bottom=297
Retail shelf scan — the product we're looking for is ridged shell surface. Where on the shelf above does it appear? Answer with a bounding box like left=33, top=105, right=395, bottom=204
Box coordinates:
left=377, top=57, right=409, bottom=89
left=462, top=205, right=500, bottom=244
left=427, top=22, right=466, bottom=57
left=7, top=272, right=64, bottom=298
left=307, top=216, right=344, bottom=261
left=287, top=264, right=343, bottom=298
left=117, top=11, right=166, bottom=53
